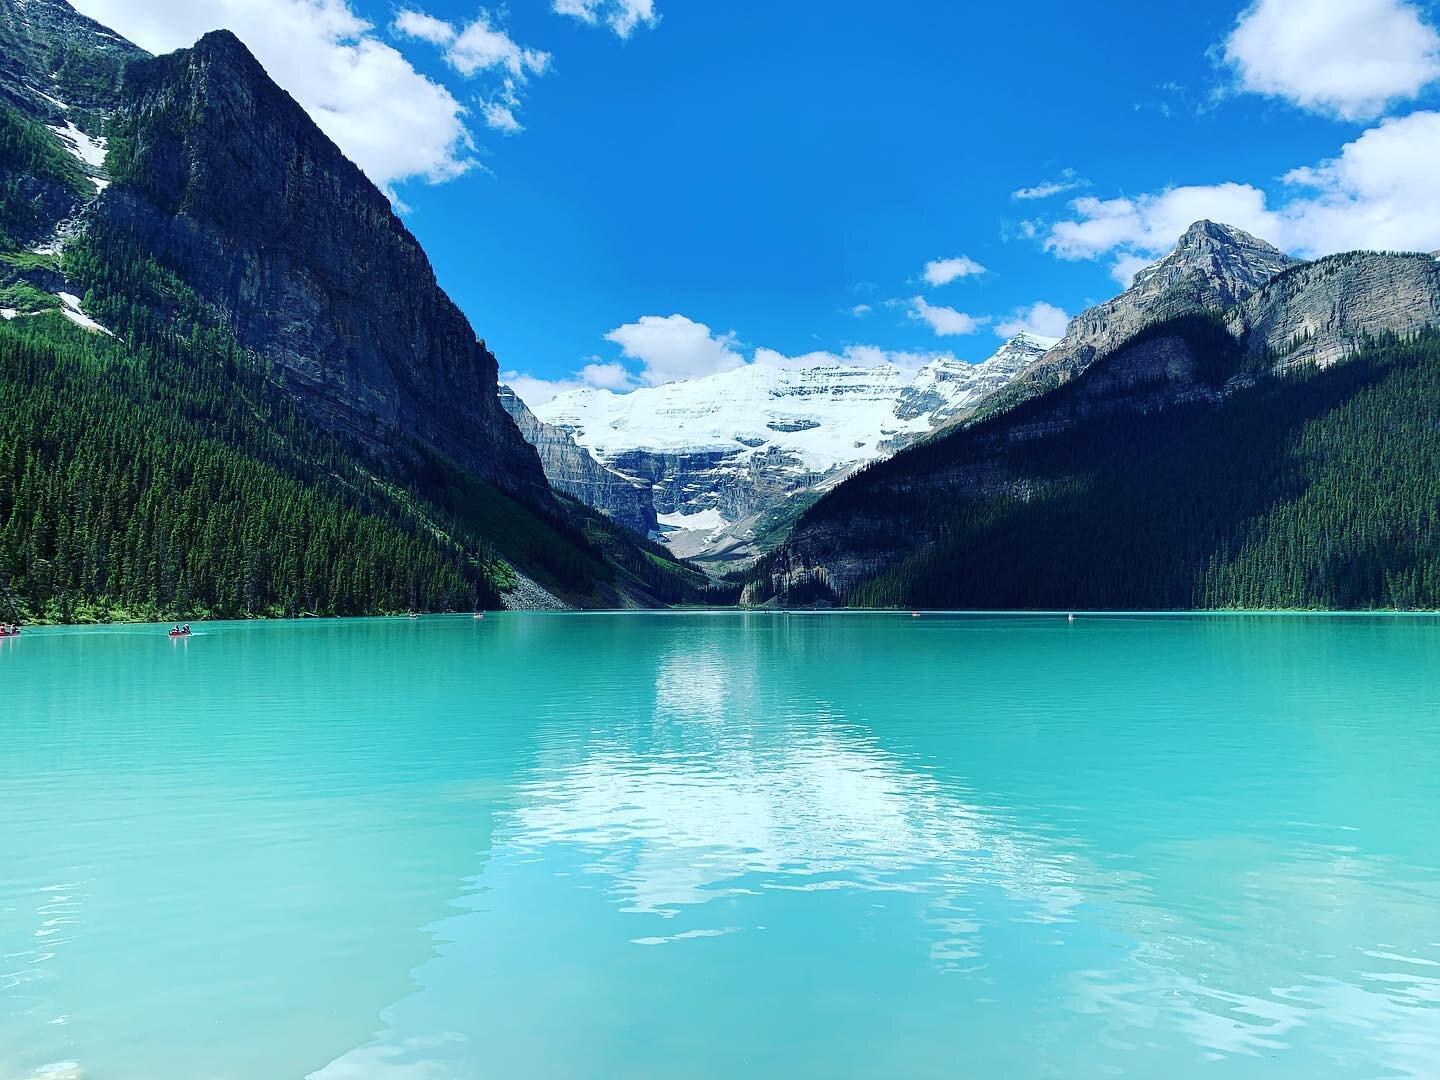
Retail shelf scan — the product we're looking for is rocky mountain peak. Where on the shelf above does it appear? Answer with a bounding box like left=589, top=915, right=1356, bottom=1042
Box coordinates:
left=1132, top=219, right=1295, bottom=300
left=97, top=25, right=550, bottom=500
left=981, top=221, right=1299, bottom=406
left=0, top=0, right=145, bottom=124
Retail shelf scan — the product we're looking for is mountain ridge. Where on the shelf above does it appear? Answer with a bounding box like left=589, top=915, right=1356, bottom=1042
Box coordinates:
left=746, top=221, right=1440, bottom=608
left=0, top=7, right=712, bottom=618
left=97, top=29, right=550, bottom=502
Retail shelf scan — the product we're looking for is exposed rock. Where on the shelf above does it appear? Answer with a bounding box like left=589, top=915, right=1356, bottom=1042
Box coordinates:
left=534, top=334, right=1055, bottom=564
left=498, top=385, right=658, bottom=536
left=0, top=0, right=143, bottom=127
left=1233, top=250, right=1440, bottom=369
left=94, top=30, right=549, bottom=502
left=499, top=568, right=570, bottom=611
left=983, top=221, right=1296, bottom=412
left=0, top=0, right=140, bottom=248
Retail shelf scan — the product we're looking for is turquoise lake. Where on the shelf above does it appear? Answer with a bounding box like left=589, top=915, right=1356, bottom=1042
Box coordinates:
left=3, top=612, right=1440, bottom=1078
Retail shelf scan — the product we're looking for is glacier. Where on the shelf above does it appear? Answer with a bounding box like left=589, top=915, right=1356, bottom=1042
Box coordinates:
left=528, top=333, right=1057, bottom=563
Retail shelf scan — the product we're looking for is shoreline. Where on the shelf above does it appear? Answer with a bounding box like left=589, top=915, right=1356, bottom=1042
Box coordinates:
left=8, top=607, right=1440, bottom=631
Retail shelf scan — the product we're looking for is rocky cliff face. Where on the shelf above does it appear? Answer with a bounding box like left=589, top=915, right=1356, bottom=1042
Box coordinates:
left=499, top=385, right=658, bottom=536
left=750, top=222, right=1440, bottom=605
left=980, top=221, right=1295, bottom=414
left=0, top=0, right=143, bottom=124
left=1232, top=250, right=1440, bottom=368
left=96, top=30, right=549, bottom=500
left=0, top=0, right=140, bottom=251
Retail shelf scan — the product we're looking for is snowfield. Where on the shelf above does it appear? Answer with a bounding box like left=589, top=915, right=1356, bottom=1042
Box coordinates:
left=534, top=334, right=1058, bottom=474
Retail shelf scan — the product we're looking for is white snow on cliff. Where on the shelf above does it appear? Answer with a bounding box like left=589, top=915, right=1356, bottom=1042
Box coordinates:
left=533, top=333, right=1057, bottom=473
left=46, top=120, right=107, bottom=168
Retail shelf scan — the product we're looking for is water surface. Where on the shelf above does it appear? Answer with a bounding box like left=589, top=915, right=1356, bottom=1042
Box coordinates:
left=3, top=613, right=1439, bottom=1077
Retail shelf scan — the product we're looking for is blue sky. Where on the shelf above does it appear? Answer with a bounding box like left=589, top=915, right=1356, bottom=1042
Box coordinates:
left=73, top=0, right=1440, bottom=401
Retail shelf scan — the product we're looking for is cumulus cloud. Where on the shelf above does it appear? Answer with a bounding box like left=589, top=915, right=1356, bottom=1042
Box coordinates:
left=921, top=255, right=986, bottom=287
left=995, top=302, right=1071, bottom=340
left=512, top=326, right=977, bottom=406
left=507, top=361, right=634, bottom=407
left=1223, top=0, right=1440, bottom=120
left=1277, top=109, right=1440, bottom=253
left=394, top=9, right=549, bottom=134
left=71, top=0, right=476, bottom=190
left=908, top=297, right=987, bottom=337
left=1011, top=169, right=1088, bottom=201
left=392, top=9, right=453, bottom=45
left=553, top=0, right=659, bottom=38
left=1041, top=110, right=1440, bottom=277
left=605, top=314, right=745, bottom=385
left=850, top=304, right=872, bottom=317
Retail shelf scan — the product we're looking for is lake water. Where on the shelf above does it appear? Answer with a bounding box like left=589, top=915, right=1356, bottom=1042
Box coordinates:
left=3, top=613, right=1440, bottom=1078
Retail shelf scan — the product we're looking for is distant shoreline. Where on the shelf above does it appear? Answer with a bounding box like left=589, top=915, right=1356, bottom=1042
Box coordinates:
left=10, top=607, right=1440, bottom=631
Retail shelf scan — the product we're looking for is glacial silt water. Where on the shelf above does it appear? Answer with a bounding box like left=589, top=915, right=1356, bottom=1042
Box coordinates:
left=3, top=613, right=1439, bottom=1078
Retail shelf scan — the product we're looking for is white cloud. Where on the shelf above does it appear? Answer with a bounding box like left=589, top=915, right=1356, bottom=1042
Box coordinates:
left=1041, top=110, right=1440, bottom=276
left=605, top=314, right=745, bottom=385
left=1109, top=253, right=1155, bottom=288
left=909, top=296, right=987, bottom=337
left=850, top=303, right=872, bottom=317
left=553, top=0, right=659, bottom=38
left=1277, top=109, right=1440, bottom=254
left=1223, top=0, right=1440, bottom=120
left=921, top=255, right=986, bottom=287
left=445, top=16, right=550, bottom=78
left=392, top=9, right=454, bottom=46
left=507, top=360, right=635, bottom=407
left=1012, top=169, right=1088, bottom=201
left=71, top=0, right=476, bottom=190
left=995, top=302, right=1071, bottom=340
left=514, top=330, right=964, bottom=405
left=1045, top=183, right=1279, bottom=263
left=393, top=9, right=549, bottom=134
left=578, top=360, right=634, bottom=389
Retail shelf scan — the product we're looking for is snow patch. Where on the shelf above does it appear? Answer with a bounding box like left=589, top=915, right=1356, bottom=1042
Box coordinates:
left=57, top=293, right=113, bottom=336
left=657, top=508, right=730, bottom=533
left=36, top=91, right=70, bottom=111
left=46, top=121, right=107, bottom=168
left=89, top=177, right=109, bottom=193
left=1, top=309, right=17, bottom=320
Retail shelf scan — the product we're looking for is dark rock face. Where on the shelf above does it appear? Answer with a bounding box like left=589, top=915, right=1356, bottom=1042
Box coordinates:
left=0, top=0, right=142, bottom=248
left=0, top=0, right=144, bottom=126
left=97, top=30, right=549, bottom=500
left=1000, top=221, right=1296, bottom=397
left=499, top=386, right=659, bottom=536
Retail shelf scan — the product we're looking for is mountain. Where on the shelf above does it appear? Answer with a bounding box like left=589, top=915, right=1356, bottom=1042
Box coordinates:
left=0, top=3, right=710, bottom=620
left=530, top=333, right=1056, bottom=565
left=747, top=222, right=1440, bottom=610
left=961, top=221, right=1297, bottom=425
left=499, top=385, right=658, bottom=536
left=101, top=30, right=547, bottom=499
left=0, top=0, right=141, bottom=252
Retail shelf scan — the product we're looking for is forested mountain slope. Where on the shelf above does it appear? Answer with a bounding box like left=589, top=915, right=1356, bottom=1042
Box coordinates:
left=748, top=233, right=1440, bottom=611
left=0, top=2, right=711, bottom=620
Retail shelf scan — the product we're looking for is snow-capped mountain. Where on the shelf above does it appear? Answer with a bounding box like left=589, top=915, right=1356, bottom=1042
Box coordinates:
left=528, top=333, right=1056, bottom=562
